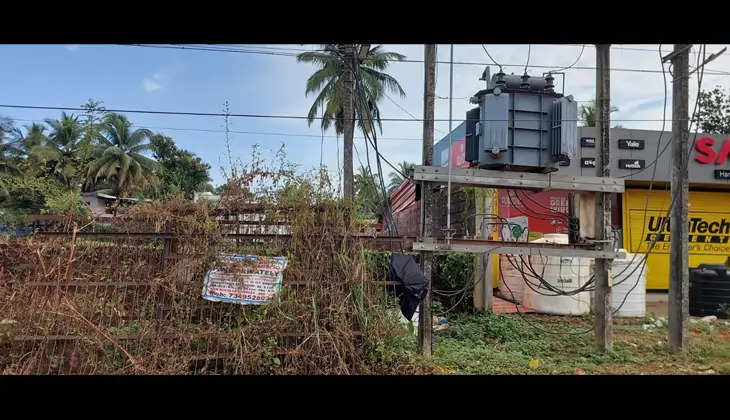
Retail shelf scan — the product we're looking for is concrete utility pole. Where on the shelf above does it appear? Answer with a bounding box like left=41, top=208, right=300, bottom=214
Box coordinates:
left=668, top=44, right=691, bottom=353
left=594, top=44, right=613, bottom=351
left=418, top=44, right=436, bottom=357
left=341, top=44, right=355, bottom=199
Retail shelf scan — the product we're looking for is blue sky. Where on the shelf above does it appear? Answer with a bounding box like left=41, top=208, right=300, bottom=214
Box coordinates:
left=2, top=44, right=729, bottom=188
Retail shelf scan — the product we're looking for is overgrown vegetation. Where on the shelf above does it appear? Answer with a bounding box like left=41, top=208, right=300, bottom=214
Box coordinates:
left=433, top=312, right=730, bottom=374
left=0, top=149, right=434, bottom=374
left=0, top=100, right=213, bottom=227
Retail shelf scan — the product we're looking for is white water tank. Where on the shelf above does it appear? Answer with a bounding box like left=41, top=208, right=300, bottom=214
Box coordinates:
left=595, top=250, right=646, bottom=317
left=522, top=234, right=591, bottom=315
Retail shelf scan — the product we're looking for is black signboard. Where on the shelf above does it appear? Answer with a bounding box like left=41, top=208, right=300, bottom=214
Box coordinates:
left=715, top=169, right=730, bottom=180
left=581, top=158, right=596, bottom=168
left=618, top=139, right=645, bottom=150
left=619, top=159, right=645, bottom=170
left=581, top=137, right=596, bottom=147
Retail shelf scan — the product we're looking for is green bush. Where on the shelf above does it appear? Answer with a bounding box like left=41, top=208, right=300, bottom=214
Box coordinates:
left=44, top=190, right=91, bottom=219
left=433, top=252, right=474, bottom=314
left=0, top=174, right=89, bottom=226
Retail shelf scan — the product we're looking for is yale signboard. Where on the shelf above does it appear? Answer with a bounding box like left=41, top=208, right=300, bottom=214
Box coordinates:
left=623, top=188, right=730, bottom=289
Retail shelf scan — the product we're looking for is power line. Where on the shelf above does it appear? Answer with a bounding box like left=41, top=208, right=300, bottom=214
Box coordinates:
left=547, top=44, right=586, bottom=73
left=2, top=116, right=426, bottom=142
left=0, top=103, right=705, bottom=123
left=187, top=44, right=318, bottom=53
left=561, top=43, right=708, bottom=56
left=383, top=93, right=446, bottom=134
left=116, top=44, right=730, bottom=76
left=481, top=44, right=502, bottom=71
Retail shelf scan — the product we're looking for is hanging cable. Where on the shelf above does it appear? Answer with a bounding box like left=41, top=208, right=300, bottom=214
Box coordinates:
left=481, top=44, right=503, bottom=72
left=446, top=44, right=454, bottom=239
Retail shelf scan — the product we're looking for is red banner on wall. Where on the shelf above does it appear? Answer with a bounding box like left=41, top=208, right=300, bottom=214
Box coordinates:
left=451, top=139, right=469, bottom=168
left=498, top=190, right=570, bottom=236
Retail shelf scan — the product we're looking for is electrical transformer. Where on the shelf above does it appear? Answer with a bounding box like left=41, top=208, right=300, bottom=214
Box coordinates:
left=465, top=67, right=578, bottom=172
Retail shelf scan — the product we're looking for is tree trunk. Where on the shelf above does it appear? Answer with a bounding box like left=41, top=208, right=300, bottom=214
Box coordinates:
left=341, top=44, right=355, bottom=200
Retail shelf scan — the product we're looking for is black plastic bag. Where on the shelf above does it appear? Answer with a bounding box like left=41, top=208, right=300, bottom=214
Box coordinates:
left=387, top=253, right=428, bottom=321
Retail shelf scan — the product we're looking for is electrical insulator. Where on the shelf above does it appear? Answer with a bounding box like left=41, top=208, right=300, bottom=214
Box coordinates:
left=520, top=73, right=530, bottom=89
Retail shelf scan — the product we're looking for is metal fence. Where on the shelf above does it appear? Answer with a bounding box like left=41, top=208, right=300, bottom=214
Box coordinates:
left=0, top=214, right=416, bottom=374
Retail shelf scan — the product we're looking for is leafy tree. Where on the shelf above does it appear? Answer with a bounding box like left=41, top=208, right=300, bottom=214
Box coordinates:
left=387, top=161, right=415, bottom=193
left=80, top=98, right=108, bottom=143
left=0, top=174, right=85, bottom=225
left=0, top=118, right=23, bottom=175
left=86, top=113, right=159, bottom=205
left=149, top=134, right=212, bottom=199
left=77, top=99, right=109, bottom=191
left=694, top=86, right=730, bottom=134
left=579, top=100, right=619, bottom=127
left=29, top=112, right=86, bottom=188
left=354, top=166, right=383, bottom=218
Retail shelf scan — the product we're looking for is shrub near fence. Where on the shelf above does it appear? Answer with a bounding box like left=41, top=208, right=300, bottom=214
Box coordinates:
left=0, top=192, right=428, bottom=374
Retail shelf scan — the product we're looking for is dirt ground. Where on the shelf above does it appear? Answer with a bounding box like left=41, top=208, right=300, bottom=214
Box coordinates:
left=645, top=291, right=669, bottom=318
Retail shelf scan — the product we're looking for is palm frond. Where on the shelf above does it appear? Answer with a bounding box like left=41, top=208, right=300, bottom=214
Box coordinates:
left=117, top=153, right=131, bottom=190
left=29, top=144, right=62, bottom=162
left=305, top=66, right=340, bottom=96
left=296, top=51, right=340, bottom=67
left=127, top=128, right=153, bottom=149
left=360, top=67, right=406, bottom=98
left=129, top=143, right=152, bottom=154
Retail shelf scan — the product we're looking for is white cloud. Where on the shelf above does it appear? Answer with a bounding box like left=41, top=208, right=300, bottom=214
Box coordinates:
left=65, top=45, right=80, bottom=52
left=142, top=77, right=162, bottom=92
left=140, top=64, right=182, bottom=93
left=141, top=71, right=170, bottom=92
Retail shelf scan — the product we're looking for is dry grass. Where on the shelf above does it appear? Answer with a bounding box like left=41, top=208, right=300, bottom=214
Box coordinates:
left=0, top=156, right=430, bottom=375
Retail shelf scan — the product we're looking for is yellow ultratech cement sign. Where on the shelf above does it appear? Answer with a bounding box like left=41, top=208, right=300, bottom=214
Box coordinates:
left=623, top=189, right=730, bottom=289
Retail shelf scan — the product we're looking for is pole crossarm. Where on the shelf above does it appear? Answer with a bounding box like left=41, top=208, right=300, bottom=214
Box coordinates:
left=413, top=238, right=625, bottom=259
left=412, top=165, right=624, bottom=193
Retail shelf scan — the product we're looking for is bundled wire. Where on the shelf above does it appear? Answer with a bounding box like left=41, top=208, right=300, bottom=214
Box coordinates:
left=505, top=189, right=567, bottom=224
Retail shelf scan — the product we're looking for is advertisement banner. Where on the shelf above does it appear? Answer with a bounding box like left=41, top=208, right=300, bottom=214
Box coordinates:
left=450, top=139, right=470, bottom=168
left=498, top=190, right=569, bottom=236
left=623, top=189, right=730, bottom=289
left=501, top=216, right=529, bottom=242
left=202, top=254, right=288, bottom=305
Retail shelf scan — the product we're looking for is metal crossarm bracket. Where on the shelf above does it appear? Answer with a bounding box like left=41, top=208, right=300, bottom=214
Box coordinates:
left=413, top=239, right=626, bottom=259
left=412, top=165, right=624, bottom=193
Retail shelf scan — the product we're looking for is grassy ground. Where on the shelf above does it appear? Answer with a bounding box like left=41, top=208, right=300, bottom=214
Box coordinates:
left=417, top=312, right=730, bottom=375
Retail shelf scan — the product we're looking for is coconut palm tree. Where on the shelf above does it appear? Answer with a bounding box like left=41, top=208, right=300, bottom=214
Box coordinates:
left=387, top=161, right=415, bottom=193
left=297, top=44, right=406, bottom=198
left=354, top=165, right=382, bottom=218
left=298, top=45, right=405, bottom=135
left=21, top=123, right=49, bottom=152
left=29, top=113, right=85, bottom=187
left=86, top=113, right=158, bottom=205
left=0, top=131, right=22, bottom=175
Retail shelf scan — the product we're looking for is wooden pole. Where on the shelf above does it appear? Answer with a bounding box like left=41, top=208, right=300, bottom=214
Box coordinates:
left=594, top=44, right=613, bottom=351
left=418, top=44, right=436, bottom=357
left=341, top=44, right=355, bottom=200
left=668, top=44, right=691, bottom=353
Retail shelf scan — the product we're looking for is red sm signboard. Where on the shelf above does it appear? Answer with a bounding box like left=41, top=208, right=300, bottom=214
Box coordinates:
left=450, top=139, right=470, bottom=168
